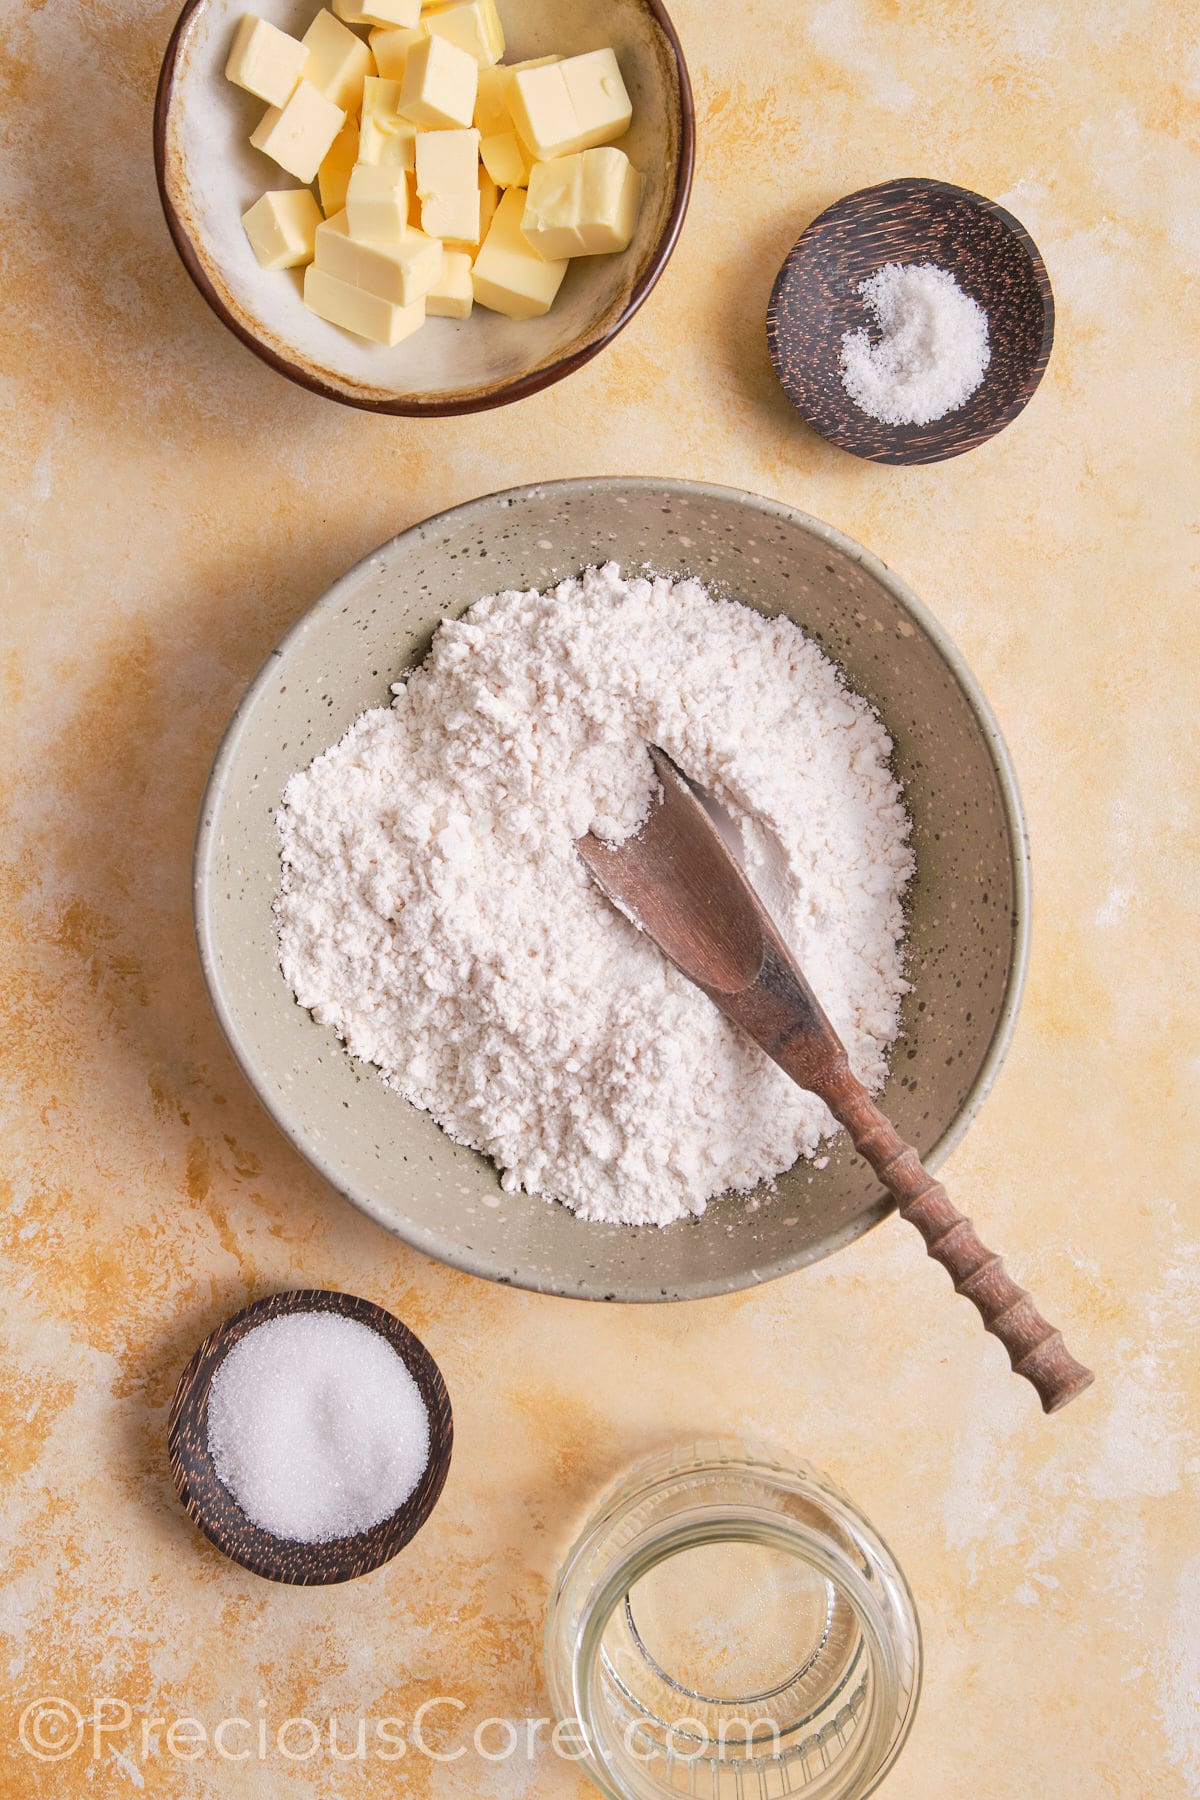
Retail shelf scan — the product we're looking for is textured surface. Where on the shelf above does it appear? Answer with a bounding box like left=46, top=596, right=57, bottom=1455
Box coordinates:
left=1, top=0, right=1198, bottom=1796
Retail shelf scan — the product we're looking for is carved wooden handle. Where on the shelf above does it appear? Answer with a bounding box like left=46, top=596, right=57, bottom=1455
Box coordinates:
left=824, top=1068, right=1094, bottom=1413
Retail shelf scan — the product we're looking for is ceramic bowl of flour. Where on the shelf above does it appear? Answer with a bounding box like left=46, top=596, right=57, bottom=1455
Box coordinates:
left=154, top=0, right=692, bottom=414
left=195, top=478, right=1029, bottom=1301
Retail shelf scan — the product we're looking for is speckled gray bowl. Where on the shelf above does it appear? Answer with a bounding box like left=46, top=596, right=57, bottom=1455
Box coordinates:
left=195, top=479, right=1029, bottom=1301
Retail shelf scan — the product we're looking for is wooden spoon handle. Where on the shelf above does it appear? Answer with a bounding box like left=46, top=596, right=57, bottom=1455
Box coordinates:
left=824, top=1068, right=1094, bottom=1413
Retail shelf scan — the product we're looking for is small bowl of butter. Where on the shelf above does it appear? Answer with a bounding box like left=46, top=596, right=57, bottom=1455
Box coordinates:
left=154, top=0, right=693, bottom=413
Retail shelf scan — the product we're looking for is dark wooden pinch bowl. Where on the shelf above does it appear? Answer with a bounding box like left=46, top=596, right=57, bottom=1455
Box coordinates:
left=767, top=177, right=1055, bottom=464
left=168, top=1289, right=453, bottom=1584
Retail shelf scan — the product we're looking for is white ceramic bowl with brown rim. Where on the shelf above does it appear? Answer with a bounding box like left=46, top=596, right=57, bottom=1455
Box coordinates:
left=153, top=0, right=693, bottom=414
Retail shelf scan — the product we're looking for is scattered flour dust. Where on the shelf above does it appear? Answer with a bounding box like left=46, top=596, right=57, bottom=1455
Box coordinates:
left=274, top=565, right=914, bottom=1227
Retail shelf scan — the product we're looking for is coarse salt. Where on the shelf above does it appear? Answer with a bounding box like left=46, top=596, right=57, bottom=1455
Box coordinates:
left=275, top=565, right=914, bottom=1227
left=206, top=1313, right=430, bottom=1543
left=839, top=261, right=990, bottom=426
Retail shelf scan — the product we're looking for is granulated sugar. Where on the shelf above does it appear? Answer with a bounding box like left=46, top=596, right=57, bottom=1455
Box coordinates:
left=840, top=262, right=990, bottom=426
left=275, top=565, right=913, bottom=1227
left=207, top=1313, right=430, bottom=1543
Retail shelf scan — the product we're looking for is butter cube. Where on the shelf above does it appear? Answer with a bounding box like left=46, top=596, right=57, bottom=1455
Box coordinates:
left=250, top=80, right=345, bottom=183
left=415, top=127, right=481, bottom=242
left=479, top=129, right=530, bottom=189
left=398, top=32, right=477, bottom=129
left=562, top=50, right=633, bottom=149
left=358, top=78, right=418, bottom=168
left=317, top=117, right=360, bottom=215
left=316, top=209, right=443, bottom=303
left=437, top=168, right=496, bottom=264
left=301, top=9, right=373, bottom=111
left=472, top=186, right=568, bottom=319
left=241, top=188, right=323, bottom=269
left=427, top=248, right=474, bottom=317
left=478, top=165, right=499, bottom=244
left=473, top=64, right=511, bottom=135
left=362, top=75, right=404, bottom=115
left=225, top=15, right=308, bottom=108
left=509, top=49, right=631, bottom=161
left=474, top=55, right=558, bottom=134
left=359, top=113, right=418, bottom=166
left=333, top=0, right=419, bottom=25
left=304, top=264, right=426, bottom=343
left=369, top=23, right=427, bottom=80
left=345, top=162, right=410, bottom=237
left=521, top=147, right=642, bottom=258
left=424, top=0, right=504, bottom=66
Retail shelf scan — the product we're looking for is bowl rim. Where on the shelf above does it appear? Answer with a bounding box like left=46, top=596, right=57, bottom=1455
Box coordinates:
left=153, top=0, right=695, bottom=416
left=193, top=476, right=1031, bottom=1301
left=767, top=175, right=1056, bottom=465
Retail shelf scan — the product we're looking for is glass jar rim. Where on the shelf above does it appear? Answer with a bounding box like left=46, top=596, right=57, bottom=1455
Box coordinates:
left=546, top=1448, right=922, bottom=1800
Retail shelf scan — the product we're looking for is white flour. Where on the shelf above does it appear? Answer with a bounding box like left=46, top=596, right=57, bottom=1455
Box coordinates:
left=275, top=565, right=913, bottom=1226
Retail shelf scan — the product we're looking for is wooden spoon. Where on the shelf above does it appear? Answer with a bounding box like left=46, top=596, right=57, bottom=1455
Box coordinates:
left=578, top=748, right=1093, bottom=1414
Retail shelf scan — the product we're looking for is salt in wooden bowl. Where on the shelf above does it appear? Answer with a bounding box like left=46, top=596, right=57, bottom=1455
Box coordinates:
left=767, top=177, right=1055, bottom=464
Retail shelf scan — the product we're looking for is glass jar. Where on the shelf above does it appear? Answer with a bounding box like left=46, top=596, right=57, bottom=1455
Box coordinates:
left=545, top=1440, right=920, bottom=1800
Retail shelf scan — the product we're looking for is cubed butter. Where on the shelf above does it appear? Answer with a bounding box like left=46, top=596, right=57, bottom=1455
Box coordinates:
left=415, top=127, right=481, bottom=242
left=317, top=117, right=360, bottom=215
left=369, top=23, right=427, bottom=80
left=471, top=186, right=568, bottom=319
left=427, top=248, right=474, bottom=317
left=442, top=168, right=497, bottom=261
left=398, top=32, right=478, bottom=129
left=317, top=208, right=444, bottom=303
left=424, top=0, right=504, bottom=67
left=241, top=188, right=323, bottom=269
left=521, top=146, right=642, bottom=258
left=304, top=264, right=426, bottom=343
left=359, top=108, right=418, bottom=167
left=477, top=165, right=499, bottom=243
left=225, top=15, right=308, bottom=108
left=345, top=161, right=410, bottom=237
left=474, top=55, right=559, bottom=134
left=473, top=64, right=511, bottom=135
left=250, top=79, right=345, bottom=183
left=562, top=49, right=633, bottom=150
left=479, top=129, right=530, bottom=189
left=361, top=75, right=404, bottom=116
left=509, top=48, right=631, bottom=160
left=333, top=0, right=419, bottom=26
left=301, top=9, right=373, bottom=111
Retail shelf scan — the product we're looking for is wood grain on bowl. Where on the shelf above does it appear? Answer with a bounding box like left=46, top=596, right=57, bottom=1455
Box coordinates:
left=153, top=0, right=694, bottom=414
left=168, top=1289, right=453, bottom=1584
left=767, top=177, right=1054, bottom=464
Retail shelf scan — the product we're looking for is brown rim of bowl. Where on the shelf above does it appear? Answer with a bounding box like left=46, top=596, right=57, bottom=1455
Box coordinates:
left=152, top=0, right=695, bottom=417
left=168, top=1288, right=454, bottom=1584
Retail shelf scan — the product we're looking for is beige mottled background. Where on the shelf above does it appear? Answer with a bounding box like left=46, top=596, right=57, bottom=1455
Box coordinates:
left=2, top=0, right=1198, bottom=1795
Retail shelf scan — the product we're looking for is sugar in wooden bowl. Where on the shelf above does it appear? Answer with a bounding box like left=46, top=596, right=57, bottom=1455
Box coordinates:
left=169, top=1290, right=453, bottom=1584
